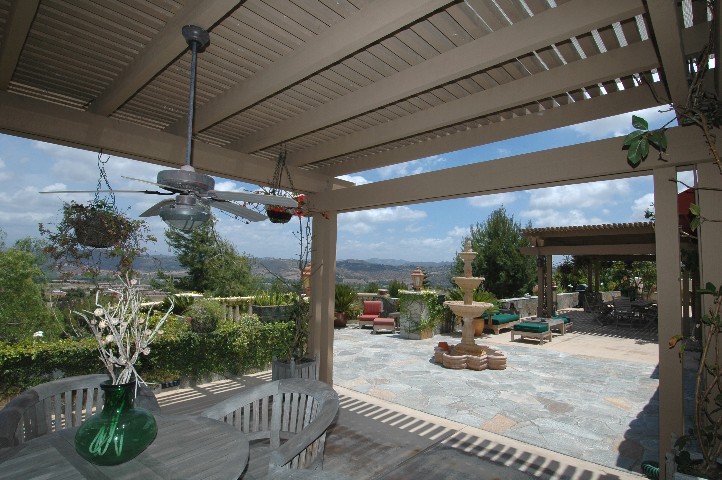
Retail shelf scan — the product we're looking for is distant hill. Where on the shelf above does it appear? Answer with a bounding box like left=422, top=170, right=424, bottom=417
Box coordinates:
left=59, top=254, right=454, bottom=289
left=252, top=257, right=453, bottom=288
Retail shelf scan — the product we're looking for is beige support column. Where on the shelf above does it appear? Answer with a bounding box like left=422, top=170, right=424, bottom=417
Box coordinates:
left=309, top=211, right=337, bottom=384
left=653, top=167, right=684, bottom=476
left=696, top=161, right=722, bottom=461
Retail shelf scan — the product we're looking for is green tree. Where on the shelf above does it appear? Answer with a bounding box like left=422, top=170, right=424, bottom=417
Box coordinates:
left=165, top=221, right=258, bottom=296
left=0, top=237, right=54, bottom=341
left=600, top=260, right=656, bottom=300
left=452, top=207, right=536, bottom=298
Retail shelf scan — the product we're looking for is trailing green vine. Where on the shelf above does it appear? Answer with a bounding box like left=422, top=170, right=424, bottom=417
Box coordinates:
left=399, top=290, right=444, bottom=334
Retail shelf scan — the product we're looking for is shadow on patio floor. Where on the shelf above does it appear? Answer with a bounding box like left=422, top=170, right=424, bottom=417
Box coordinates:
left=157, top=370, right=643, bottom=480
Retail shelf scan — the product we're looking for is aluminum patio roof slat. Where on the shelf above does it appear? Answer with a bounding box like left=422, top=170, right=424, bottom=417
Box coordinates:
left=0, top=0, right=700, bottom=189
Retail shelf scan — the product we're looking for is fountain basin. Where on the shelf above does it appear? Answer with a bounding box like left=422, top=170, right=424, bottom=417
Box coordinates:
left=452, top=276, right=483, bottom=292
left=444, top=301, right=493, bottom=318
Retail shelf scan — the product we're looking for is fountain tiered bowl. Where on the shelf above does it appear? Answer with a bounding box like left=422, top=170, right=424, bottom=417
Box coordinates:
left=435, top=240, right=507, bottom=370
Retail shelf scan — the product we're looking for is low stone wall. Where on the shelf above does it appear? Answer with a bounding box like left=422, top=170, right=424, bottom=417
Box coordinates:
left=499, top=291, right=621, bottom=317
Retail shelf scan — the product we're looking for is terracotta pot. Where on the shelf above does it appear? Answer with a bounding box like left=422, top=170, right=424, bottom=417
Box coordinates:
left=334, top=312, right=348, bottom=328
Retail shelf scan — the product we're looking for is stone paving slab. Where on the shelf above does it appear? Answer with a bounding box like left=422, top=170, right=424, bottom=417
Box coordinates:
left=333, top=314, right=659, bottom=475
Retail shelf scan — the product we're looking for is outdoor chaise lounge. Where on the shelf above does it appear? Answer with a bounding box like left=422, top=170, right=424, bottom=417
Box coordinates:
left=511, top=322, right=552, bottom=345
left=480, top=312, right=521, bottom=334
left=358, top=300, right=383, bottom=328
left=550, top=315, right=573, bottom=334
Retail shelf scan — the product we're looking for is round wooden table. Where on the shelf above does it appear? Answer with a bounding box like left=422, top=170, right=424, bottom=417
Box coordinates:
left=0, top=414, right=249, bottom=479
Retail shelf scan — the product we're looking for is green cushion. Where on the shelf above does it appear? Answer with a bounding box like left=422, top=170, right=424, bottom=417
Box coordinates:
left=490, top=313, right=520, bottom=325
left=513, top=322, right=549, bottom=333
left=552, top=315, right=571, bottom=324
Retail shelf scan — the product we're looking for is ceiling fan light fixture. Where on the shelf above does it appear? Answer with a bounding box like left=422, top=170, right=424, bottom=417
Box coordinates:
left=158, top=199, right=211, bottom=232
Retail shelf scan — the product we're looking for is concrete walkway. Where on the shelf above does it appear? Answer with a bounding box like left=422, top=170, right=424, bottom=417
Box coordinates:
left=332, top=310, right=659, bottom=474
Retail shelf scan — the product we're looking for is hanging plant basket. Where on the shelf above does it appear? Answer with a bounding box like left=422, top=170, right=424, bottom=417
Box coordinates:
left=67, top=204, right=133, bottom=248
left=265, top=206, right=293, bottom=224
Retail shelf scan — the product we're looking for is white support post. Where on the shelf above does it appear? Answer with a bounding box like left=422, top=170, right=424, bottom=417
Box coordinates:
left=653, top=166, right=684, bottom=477
left=309, top=210, right=337, bottom=384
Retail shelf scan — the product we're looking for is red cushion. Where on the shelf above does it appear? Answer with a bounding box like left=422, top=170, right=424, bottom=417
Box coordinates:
left=362, top=301, right=383, bottom=316
left=373, top=317, right=395, bottom=326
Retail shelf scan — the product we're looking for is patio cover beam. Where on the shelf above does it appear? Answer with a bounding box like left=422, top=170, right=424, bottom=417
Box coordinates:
left=645, top=0, right=691, bottom=119
left=0, top=91, right=341, bottom=192
left=0, top=0, right=40, bottom=90
left=288, top=38, right=658, bottom=167
left=236, top=0, right=645, bottom=156
left=89, top=0, right=243, bottom=116
left=519, top=244, right=656, bottom=256
left=311, top=126, right=719, bottom=212
left=170, top=0, right=457, bottom=135
left=315, top=81, right=665, bottom=178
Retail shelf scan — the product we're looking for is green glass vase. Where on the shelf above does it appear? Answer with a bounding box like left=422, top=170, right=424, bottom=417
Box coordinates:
left=74, top=381, right=157, bottom=466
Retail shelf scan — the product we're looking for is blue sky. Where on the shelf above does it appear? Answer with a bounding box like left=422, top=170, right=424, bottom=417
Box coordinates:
left=0, top=105, right=689, bottom=263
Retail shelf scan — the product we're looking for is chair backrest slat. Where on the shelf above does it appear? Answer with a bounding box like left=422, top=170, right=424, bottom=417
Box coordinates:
left=0, top=375, right=160, bottom=447
left=201, top=379, right=339, bottom=472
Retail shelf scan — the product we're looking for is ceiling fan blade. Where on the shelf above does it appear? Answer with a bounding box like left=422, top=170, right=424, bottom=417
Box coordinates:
left=210, top=201, right=267, bottom=222
left=122, top=176, right=184, bottom=193
left=40, top=189, right=172, bottom=195
left=139, top=199, right=175, bottom=217
left=207, top=190, right=298, bottom=207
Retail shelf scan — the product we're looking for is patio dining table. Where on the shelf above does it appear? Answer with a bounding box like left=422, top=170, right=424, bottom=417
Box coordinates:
left=0, top=414, right=249, bottom=479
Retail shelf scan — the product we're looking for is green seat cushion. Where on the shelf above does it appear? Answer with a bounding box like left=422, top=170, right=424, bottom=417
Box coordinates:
left=490, top=313, right=520, bottom=325
left=513, top=322, right=549, bottom=333
left=552, top=315, right=571, bottom=324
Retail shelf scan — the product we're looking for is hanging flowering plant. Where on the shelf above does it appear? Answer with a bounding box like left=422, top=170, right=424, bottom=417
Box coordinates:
left=39, top=152, right=156, bottom=279
left=257, top=147, right=328, bottom=223
left=76, top=275, right=173, bottom=385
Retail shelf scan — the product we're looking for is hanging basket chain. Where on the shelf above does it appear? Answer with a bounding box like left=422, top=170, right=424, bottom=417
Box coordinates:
left=271, top=145, right=295, bottom=194
left=94, top=150, right=116, bottom=209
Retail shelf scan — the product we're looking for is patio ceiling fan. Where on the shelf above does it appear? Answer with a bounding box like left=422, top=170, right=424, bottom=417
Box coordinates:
left=41, top=25, right=296, bottom=231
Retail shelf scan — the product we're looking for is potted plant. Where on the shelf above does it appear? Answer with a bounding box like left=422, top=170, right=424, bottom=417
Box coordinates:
left=250, top=290, right=295, bottom=323
left=334, top=283, right=357, bottom=328
left=270, top=215, right=318, bottom=380
left=38, top=154, right=156, bottom=279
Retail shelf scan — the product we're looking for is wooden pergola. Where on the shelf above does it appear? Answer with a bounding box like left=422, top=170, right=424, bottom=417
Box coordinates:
left=1, top=1, right=720, bottom=474
left=521, top=222, right=656, bottom=316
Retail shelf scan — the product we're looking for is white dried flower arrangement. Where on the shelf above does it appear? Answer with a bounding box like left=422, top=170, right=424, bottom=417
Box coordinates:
left=77, top=275, right=173, bottom=385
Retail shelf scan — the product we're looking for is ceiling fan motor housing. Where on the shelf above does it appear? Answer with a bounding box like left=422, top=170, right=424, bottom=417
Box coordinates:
left=157, top=169, right=214, bottom=193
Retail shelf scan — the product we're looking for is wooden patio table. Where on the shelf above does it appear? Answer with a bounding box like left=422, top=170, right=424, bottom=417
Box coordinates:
left=0, top=414, right=249, bottom=479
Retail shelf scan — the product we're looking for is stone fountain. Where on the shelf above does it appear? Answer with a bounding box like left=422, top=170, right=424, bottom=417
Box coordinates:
left=437, top=240, right=507, bottom=370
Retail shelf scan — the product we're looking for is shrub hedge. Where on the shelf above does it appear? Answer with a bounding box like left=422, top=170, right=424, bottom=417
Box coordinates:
left=0, top=314, right=294, bottom=402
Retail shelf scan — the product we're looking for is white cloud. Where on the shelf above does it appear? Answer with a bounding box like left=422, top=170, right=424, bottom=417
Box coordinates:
left=337, top=174, right=368, bottom=185
left=529, top=180, right=631, bottom=210
left=447, top=226, right=469, bottom=238
left=677, top=170, right=695, bottom=191
left=524, top=208, right=602, bottom=228
left=468, top=192, right=517, bottom=208
left=631, top=193, right=655, bottom=221
left=373, top=155, right=447, bottom=180
left=568, top=106, right=674, bottom=141
left=0, top=158, right=9, bottom=182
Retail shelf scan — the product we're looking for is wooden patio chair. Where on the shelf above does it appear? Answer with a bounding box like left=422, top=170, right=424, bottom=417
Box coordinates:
left=612, top=296, right=638, bottom=327
left=0, top=374, right=160, bottom=448
left=201, top=378, right=339, bottom=478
